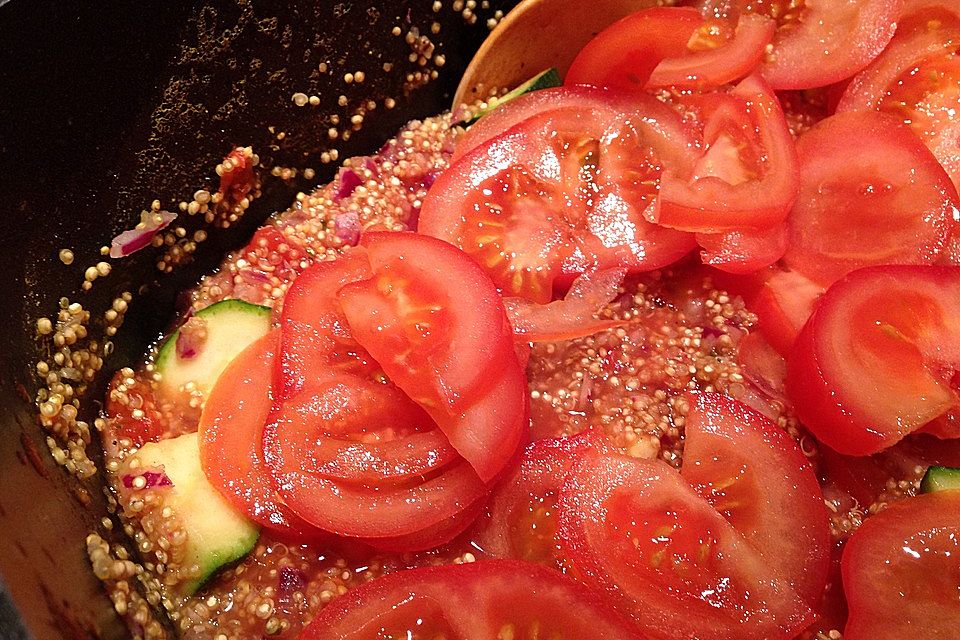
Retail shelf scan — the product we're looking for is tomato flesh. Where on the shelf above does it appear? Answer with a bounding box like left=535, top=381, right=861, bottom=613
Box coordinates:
left=838, top=5, right=960, bottom=190
left=784, top=112, right=958, bottom=286
left=475, top=433, right=594, bottom=567
left=682, top=393, right=830, bottom=607
left=698, top=0, right=901, bottom=89
left=658, top=74, right=800, bottom=233
left=842, top=491, right=960, bottom=639
left=198, top=330, right=321, bottom=539
left=751, top=268, right=823, bottom=354
left=423, top=94, right=697, bottom=304
left=787, top=265, right=960, bottom=455
left=300, top=559, right=645, bottom=640
left=558, top=451, right=814, bottom=640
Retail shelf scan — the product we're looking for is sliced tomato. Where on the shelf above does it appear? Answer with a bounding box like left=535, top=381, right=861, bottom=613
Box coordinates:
left=422, top=98, right=696, bottom=303
left=784, top=112, right=957, bottom=286
left=300, top=559, right=644, bottom=640
left=198, top=330, right=321, bottom=539
left=266, top=393, right=487, bottom=540
left=649, top=14, right=775, bottom=89
left=842, top=491, right=960, bottom=639
left=698, top=0, right=901, bottom=89
left=337, top=233, right=527, bottom=481
left=817, top=445, right=892, bottom=509
left=681, top=393, right=830, bottom=607
left=565, top=7, right=773, bottom=91
left=787, top=265, right=960, bottom=456
left=901, top=431, right=960, bottom=467
left=557, top=451, right=814, bottom=640
left=838, top=4, right=960, bottom=190
left=695, top=223, right=788, bottom=274
left=657, top=74, right=800, bottom=233
left=366, top=495, right=486, bottom=553
left=751, top=268, right=823, bottom=354
left=565, top=7, right=703, bottom=91
left=474, top=433, right=594, bottom=567
left=277, top=250, right=377, bottom=401
left=504, top=267, right=626, bottom=342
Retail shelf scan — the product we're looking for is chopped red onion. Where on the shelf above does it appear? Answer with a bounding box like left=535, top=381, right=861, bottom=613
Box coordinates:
left=334, top=210, right=361, bottom=246
left=334, top=168, right=363, bottom=201
left=278, top=566, right=306, bottom=597
left=122, top=471, right=173, bottom=489
left=110, top=210, right=177, bottom=258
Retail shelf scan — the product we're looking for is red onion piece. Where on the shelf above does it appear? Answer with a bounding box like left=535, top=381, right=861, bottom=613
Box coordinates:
left=334, top=168, right=363, bottom=201
left=278, top=566, right=306, bottom=598
left=175, top=316, right=207, bottom=360
left=122, top=471, right=173, bottom=489
left=110, top=210, right=177, bottom=258
left=334, top=210, right=361, bottom=246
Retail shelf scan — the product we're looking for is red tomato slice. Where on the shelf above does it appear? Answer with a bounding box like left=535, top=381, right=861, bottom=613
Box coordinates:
left=787, top=265, right=960, bottom=455
left=337, top=232, right=527, bottom=482
left=784, top=112, right=958, bottom=286
left=752, top=268, right=823, bottom=354
left=557, top=451, right=814, bottom=640
left=565, top=7, right=773, bottom=91
left=365, top=496, right=486, bottom=553
left=503, top=267, right=626, bottom=342
left=474, top=433, right=594, bottom=567
left=266, top=391, right=488, bottom=541
left=300, top=559, right=645, bottom=640
left=698, top=0, right=901, bottom=89
left=838, top=4, right=960, bottom=190
left=198, top=330, right=322, bottom=539
left=277, top=250, right=377, bottom=401
left=649, top=14, right=776, bottom=89
left=565, top=7, right=703, bottom=91
left=454, top=86, right=701, bottom=164
left=681, top=392, right=831, bottom=607
left=657, top=74, right=800, bottom=233
left=422, top=100, right=696, bottom=303
left=695, top=223, right=788, bottom=274
left=842, top=491, right=960, bottom=639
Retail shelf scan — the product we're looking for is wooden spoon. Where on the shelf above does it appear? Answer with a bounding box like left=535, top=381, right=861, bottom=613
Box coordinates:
left=454, top=0, right=664, bottom=108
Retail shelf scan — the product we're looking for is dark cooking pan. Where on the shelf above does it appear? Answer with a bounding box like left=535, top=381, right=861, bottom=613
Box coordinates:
left=0, top=1, right=514, bottom=637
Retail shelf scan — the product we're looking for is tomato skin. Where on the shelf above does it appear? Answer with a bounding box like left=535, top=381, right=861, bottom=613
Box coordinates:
left=658, top=74, right=800, bottom=233
left=842, top=491, right=960, bottom=639
left=682, top=393, right=830, bottom=607
left=557, top=451, right=814, bottom=640
left=423, top=100, right=696, bottom=303
left=784, top=112, right=958, bottom=286
left=198, top=330, right=322, bottom=539
left=787, top=265, right=960, bottom=456
left=300, top=559, right=646, bottom=640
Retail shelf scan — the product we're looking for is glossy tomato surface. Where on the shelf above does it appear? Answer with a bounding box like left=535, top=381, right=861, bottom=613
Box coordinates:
left=557, top=451, right=813, bottom=640
left=198, top=330, right=321, bottom=539
left=842, top=491, right=960, bottom=639
left=838, top=3, right=960, bottom=190
left=300, top=559, right=646, bottom=640
left=658, top=74, right=799, bottom=233
left=423, top=96, right=696, bottom=303
left=698, top=0, right=901, bottom=89
left=565, top=7, right=773, bottom=91
left=784, top=112, right=958, bottom=286
left=681, top=393, right=830, bottom=606
left=788, top=265, right=960, bottom=455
